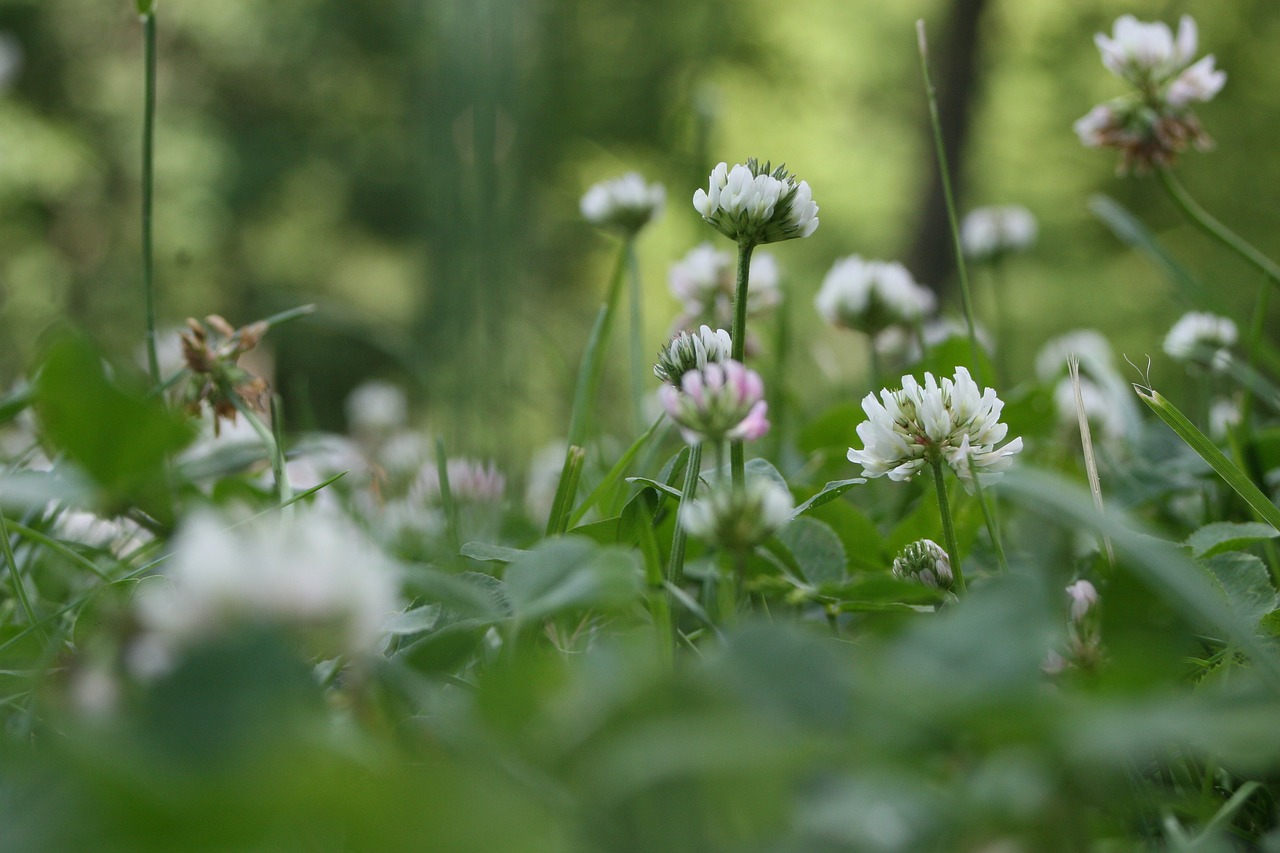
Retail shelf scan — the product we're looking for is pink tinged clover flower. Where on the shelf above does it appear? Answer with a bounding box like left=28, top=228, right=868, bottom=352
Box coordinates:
left=847, top=367, right=1022, bottom=493
left=659, top=359, right=769, bottom=445
left=693, top=159, right=818, bottom=246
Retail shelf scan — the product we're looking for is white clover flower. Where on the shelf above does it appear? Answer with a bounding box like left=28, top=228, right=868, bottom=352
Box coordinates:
left=1209, top=397, right=1242, bottom=440
left=658, top=360, right=769, bottom=445
left=133, top=507, right=403, bottom=668
left=1095, top=15, right=1198, bottom=85
left=960, top=206, right=1038, bottom=261
left=56, top=509, right=152, bottom=558
left=681, top=476, right=793, bottom=553
left=692, top=159, right=818, bottom=245
left=815, top=256, right=936, bottom=336
left=654, top=325, right=733, bottom=384
left=1035, top=329, right=1117, bottom=383
left=580, top=172, right=665, bottom=234
left=345, top=380, right=408, bottom=435
left=1073, top=104, right=1118, bottom=149
left=414, top=458, right=506, bottom=505
left=1167, top=55, right=1227, bottom=107
left=1053, top=376, right=1125, bottom=443
left=1163, top=311, right=1236, bottom=370
left=848, top=367, right=1023, bottom=492
left=1065, top=579, right=1099, bottom=623
left=892, top=539, right=953, bottom=590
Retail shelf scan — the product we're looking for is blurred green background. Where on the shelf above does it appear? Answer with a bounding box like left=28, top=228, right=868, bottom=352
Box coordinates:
left=0, top=0, right=1275, bottom=464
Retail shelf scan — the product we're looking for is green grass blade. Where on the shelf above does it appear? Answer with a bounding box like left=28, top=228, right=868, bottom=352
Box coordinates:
left=569, top=415, right=664, bottom=528
left=1089, top=194, right=1218, bottom=311
left=545, top=445, right=586, bottom=537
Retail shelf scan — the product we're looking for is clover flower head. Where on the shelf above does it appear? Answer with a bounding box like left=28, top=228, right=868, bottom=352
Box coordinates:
left=1035, top=329, right=1117, bottom=383
left=1163, top=311, right=1236, bottom=371
left=815, top=256, right=936, bottom=336
left=692, top=159, right=818, bottom=246
left=580, top=172, right=665, bottom=234
left=668, top=243, right=781, bottom=326
left=132, top=507, right=403, bottom=671
left=1094, top=15, right=1198, bottom=85
left=847, top=367, right=1022, bottom=492
left=892, top=539, right=953, bottom=590
left=1065, top=579, right=1099, bottom=624
left=345, top=380, right=408, bottom=435
left=414, top=458, right=506, bottom=505
left=1053, top=376, right=1125, bottom=443
left=658, top=359, right=769, bottom=444
left=654, top=325, right=733, bottom=384
left=960, top=205, right=1038, bottom=261
left=1167, top=55, right=1227, bottom=107
left=681, top=476, right=793, bottom=553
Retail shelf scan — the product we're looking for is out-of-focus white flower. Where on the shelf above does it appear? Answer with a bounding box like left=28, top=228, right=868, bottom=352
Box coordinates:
left=376, top=430, right=434, bottom=478
left=873, top=316, right=994, bottom=364
left=1065, top=579, right=1099, bottom=623
left=1094, top=15, right=1198, bottom=85
left=414, top=458, right=506, bottom=505
left=654, top=325, right=732, bottom=385
left=1035, top=329, right=1116, bottom=383
left=345, top=380, right=408, bottom=436
left=960, top=206, right=1038, bottom=261
left=658, top=360, right=769, bottom=445
left=1074, top=105, right=1117, bottom=149
left=1209, top=397, right=1242, bottom=440
left=1163, top=311, right=1236, bottom=370
left=815, top=256, right=936, bottom=336
left=693, top=159, right=818, bottom=245
left=681, top=476, right=793, bottom=552
left=580, top=172, right=665, bottom=234
left=892, top=539, right=953, bottom=590
left=668, top=243, right=781, bottom=325
left=1167, top=55, right=1227, bottom=107
left=848, top=367, right=1022, bottom=491
left=133, top=508, right=402, bottom=669
left=56, top=509, right=152, bottom=558
left=1053, top=376, right=1125, bottom=443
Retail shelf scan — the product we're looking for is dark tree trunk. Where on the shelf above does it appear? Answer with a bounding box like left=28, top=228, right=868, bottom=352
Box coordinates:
left=905, top=0, right=990, bottom=294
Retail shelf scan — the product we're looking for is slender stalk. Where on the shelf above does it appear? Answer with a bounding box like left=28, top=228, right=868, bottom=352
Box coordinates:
left=729, top=240, right=756, bottom=493
left=0, top=513, right=42, bottom=637
left=930, top=457, right=967, bottom=594
left=667, top=442, right=702, bottom=587
left=435, top=438, right=461, bottom=555
left=1157, top=169, right=1280, bottom=287
left=566, top=242, right=631, bottom=449
left=866, top=336, right=882, bottom=390
left=230, top=395, right=290, bottom=505
left=970, top=470, right=1009, bottom=574
left=626, top=240, right=646, bottom=434
left=140, top=9, right=160, bottom=387
left=916, top=21, right=984, bottom=385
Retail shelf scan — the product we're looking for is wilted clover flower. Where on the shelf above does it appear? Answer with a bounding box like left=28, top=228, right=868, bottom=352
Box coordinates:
left=815, top=256, right=936, bottom=336
left=847, top=367, right=1023, bottom=492
left=179, top=314, right=271, bottom=435
left=1163, top=311, right=1236, bottom=371
left=668, top=243, right=781, bottom=335
left=654, top=325, right=732, bottom=384
left=658, top=360, right=769, bottom=445
left=681, top=476, right=793, bottom=553
left=580, top=172, right=665, bottom=234
left=960, top=206, right=1038, bottom=261
left=693, top=159, right=818, bottom=246
left=131, top=507, right=402, bottom=673
left=1076, top=15, right=1225, bottom=173
left=892, top=539, right=953, bottom=590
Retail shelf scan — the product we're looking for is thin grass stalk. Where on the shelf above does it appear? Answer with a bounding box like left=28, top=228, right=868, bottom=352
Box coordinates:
left=626, top=240, right=646, bottom=434
left=434, top=437, right=461, bottom=555
left=2, top=517, right=111, bottom=581
left=140, top=8, right=160, bottom=387
left=229, top=393, right=290, bottom=505
left=667, top=442, right=702, bottom=587
left=930, top=457, right=967, bottom=594
left=566, top=241, right=631, bottom=449
left=969, top=470, right=1009, bottom=574
left=570, top=414, right=664, bottom=526
left=729, top=240, right=756, bottom=494
left=1070, top=355, right=1115, bottom=569
left=545, top=445, right=586, bottom=537
left=0, top=513, right=42, bottom=636
left=916, top=21, right=984, bottom=385
left=1157, top=169, right=1280, bottom=287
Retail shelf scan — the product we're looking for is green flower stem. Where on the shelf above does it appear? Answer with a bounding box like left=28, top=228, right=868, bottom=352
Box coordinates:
left=930, top=457, right=967, bottom=594
left=866, top=336, right=882, bottom=390
left=0, top=512, right=42, bottom=637
left=140, top=10, right=160, bottom=388
left=970, top=469, right=1009, bottom=574
left=988, top=255, right=1009, bottom=383
left=729, top=239, right=756, bottom=494
left=916, top=21, right=984, bottom=385
left=667, top=441, right=702, bottom=587
left=626, top=240, right=646, bottom=435
left=566, top=240, right=631, bottom=449
left=1157, top=169, right=1280, bottom=287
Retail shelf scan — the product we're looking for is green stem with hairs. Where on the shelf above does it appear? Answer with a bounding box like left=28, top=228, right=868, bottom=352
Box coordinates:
left=916, top=21, right=984, bottom=385
left=930, top=457, right=967, bottom=594
left=729, top=240, right=756, bottom=494
left=140, top=8, right=160, bottom=387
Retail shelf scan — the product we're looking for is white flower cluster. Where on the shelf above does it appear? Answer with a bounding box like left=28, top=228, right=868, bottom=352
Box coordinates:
left=659, top=360, right=770, bottom=445
left=1163, top=311, right=1236, bottom=371
left=682, top=476, right=794, bottom=553
left=1035, top=329, right=1136, bottom=443
left=668, top=243, right=780, bottom=334
left=848, top=367, right=1022, bottom=491
left=654, top=325, right=733, bottom=385
left=892, top=539, right=953, bottom=590
left=580, top=172, right=665, bottom=235
left=815, top=256, right=936, bottom=336
left=414, top=457, right=507, bottom=505
left=132, top=508, right=402, bottom=673
left=693, top=160, right=818, bottom=246
left=1076, top=15, right=1225, bottom=172
left=960, top=206, right=1038, bottom=261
